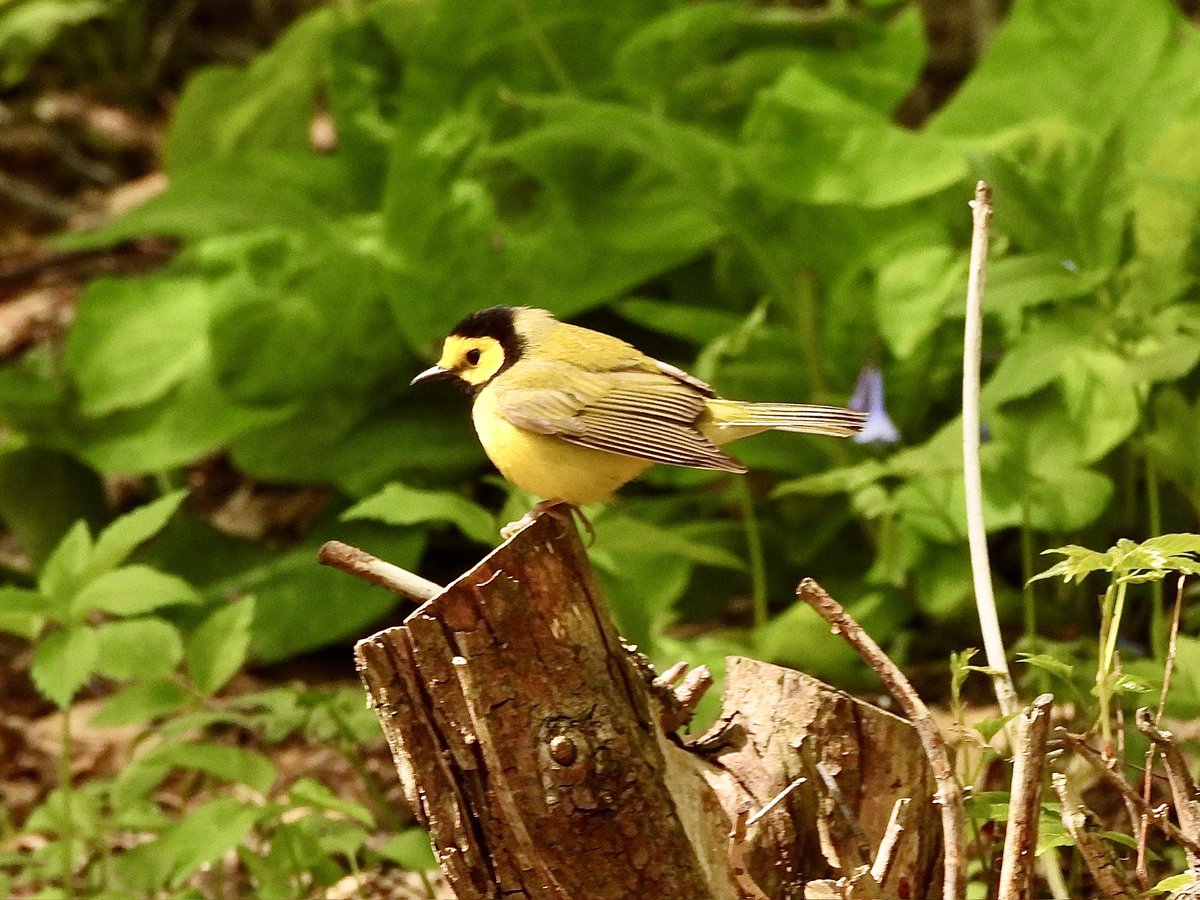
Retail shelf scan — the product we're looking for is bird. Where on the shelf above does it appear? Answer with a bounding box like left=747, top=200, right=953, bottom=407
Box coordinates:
left=411, top=306, right=866, bottom=527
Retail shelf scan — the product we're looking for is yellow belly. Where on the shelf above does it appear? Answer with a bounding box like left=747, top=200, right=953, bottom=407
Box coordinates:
left=471, top=389, right=653, bottom=506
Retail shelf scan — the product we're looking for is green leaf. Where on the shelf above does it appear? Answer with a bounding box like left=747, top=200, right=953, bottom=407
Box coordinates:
left=164, top=8, right=338, bottom=169
left=208, top=520, right=420, bottom=662
left=1151, top=873, right=1198, bottom=894
left=378, top=828, right=437, bottom=872
left=343, top=482, right=496, bottom=545
left=0, top=585, right=50, bottom=616
left=64, top=276, right=209, bottom=417
left=985, top=254, right=1100, bottom=315
left=973, top=712, right=1018, bottom=743
left=0, top=446, right=108, bottom=568
left=931, top=0, right=1176, bottom=139
left=186, top=597, right=255, bottom=696
left=1057, top=349, right=1140, bottom=463
left=288, top=777, right=374, bottom=828
left=591, top=512, right=745, bottom=571
left=0, top=586, right=44, bottom=639
left=93, top=619, right=184, bottom=681
left=85, top=490, right=189, bottom=579
left=91, top=680, right=190, bottom=727
left=31, top=626, right=99, bottom=708
left=58, top=155, right=355, bottom=250
left=1030, top=544, right=1114, bottom=584
left=37, top=520, right=92, bottom=607
left=1017, top=653, right=1073, bottom=681
left=745, top=67, right=966, bottom=207
left=383, top=100, right=728, bottom=348
left=114, top=742, right=276, bottom=807
left=873, top=244, right=966, bottom=359
left=70, top=566, right=202, bottom=619
left=113, top=797, right=261, bottom=891
left=0, top=0, right=108, bottom=88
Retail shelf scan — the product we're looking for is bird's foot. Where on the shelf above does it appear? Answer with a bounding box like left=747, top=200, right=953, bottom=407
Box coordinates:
left=500, top=500, right=595, bottom=544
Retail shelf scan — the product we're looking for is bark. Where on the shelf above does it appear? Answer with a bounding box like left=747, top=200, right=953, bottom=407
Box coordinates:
left=353, top=514, right=941, bottom=899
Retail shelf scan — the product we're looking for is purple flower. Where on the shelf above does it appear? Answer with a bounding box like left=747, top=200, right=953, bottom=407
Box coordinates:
left=849, top=365, right=900, bottom=445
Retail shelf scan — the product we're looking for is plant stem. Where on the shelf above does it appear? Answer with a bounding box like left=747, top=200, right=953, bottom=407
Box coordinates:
left=1019, top=498, right=1038, bottom=654
left=962, top=181, right=1019, bottom=722
left=1096, top=580, right=1127, bottom=756
left=507, top=0, right=577, bottom=94
left=1146, top=452, right=1165, bottom=661
left=59, top=710, right=75, bottom=900
left=736, top=479, right=769, bottom=630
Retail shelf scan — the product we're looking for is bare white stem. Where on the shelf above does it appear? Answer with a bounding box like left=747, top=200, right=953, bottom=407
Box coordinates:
left=962, top=181, right=1019, bottom=721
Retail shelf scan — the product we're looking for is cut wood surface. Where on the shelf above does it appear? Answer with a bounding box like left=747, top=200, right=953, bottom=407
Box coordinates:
left=352, top=513, right=941, bottom=898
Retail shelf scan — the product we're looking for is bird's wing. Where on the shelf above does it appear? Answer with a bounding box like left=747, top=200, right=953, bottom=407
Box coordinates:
left=492, top=360, right=746, bottom=473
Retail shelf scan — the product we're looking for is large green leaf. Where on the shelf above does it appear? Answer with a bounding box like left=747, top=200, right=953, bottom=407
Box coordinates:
left=64, top=276, right=208, bottom=417
left=382, top=100, right=730, bottom=348
left=164, top=7, right=338, bottom=169
left=744, top=67, right=966, bottom=207
left=344, top=482, right=496, bottom=545
left=615, top=3, right=926, bottom=125
left=931, top=0, right=1176, bottom=139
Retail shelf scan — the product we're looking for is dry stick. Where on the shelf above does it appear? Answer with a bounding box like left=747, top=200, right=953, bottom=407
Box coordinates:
left=317, top=540, right=444, bottom=602
left=729, top=806, right=772, bottom=900
left=962, top=180, right=1020, bottom=723
left=808, top=757, right=877, bottom=870
left=870, top=797, right=911, bottom=888
left=1052, top=773, right=1134, bottom=898
left=798, top=578, right=965, bottom=900
left=1137, top=575, right=1187, bottom=885
left=1135, top=709, right=1200, bottom=872
left=963, top=182, right=1069, bottom=900
left=997, top=693, right=1054, bottom=900
left=1056, top=730, right=1200, bottom=860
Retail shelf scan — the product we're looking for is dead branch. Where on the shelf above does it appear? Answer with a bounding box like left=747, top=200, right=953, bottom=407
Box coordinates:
left=998, top=693, right=1053, bottom=900
left=1052, top=773, right=1134, bottom=898
left=1138, top=576, right=1188, bottom=885
left=798, top=578, right=965, bottom=900
left=317, top=539, right=442, bottom=601
left=1136, top=709, right=1200, bottom=871
left=1058, top=730, right=1200, bottom=860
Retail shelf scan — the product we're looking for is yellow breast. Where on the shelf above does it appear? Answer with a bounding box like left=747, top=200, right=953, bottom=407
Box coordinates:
left=471, top=386, right=652, bottom=506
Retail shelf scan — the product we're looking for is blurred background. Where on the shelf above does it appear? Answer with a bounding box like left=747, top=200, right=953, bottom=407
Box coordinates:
left=3, top=0, right=1200, bottom=895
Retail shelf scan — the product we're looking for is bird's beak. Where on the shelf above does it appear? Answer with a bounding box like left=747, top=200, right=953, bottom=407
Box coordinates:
left=410, top=365, right=454, bottom=386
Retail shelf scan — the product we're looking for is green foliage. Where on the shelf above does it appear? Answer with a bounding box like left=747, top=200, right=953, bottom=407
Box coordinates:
left=0, top=0, right=1196, bottom=729
left=1033, top=534, right=1200, bottom=750
left=5, top=0, right=1200, bottom=890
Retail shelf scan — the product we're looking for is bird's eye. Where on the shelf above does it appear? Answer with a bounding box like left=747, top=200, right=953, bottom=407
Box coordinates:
left=465, top=348, right=482, bottom=366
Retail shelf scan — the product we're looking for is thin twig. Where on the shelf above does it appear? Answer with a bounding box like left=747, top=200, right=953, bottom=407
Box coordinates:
left=729, top=806, right=771, bottom=900
left=998, top=694, right=1053, bottom=900
left=798, top=578, right=965, bottom=900
left=1137, top=575, right=1186, bottom=885
left=962, top=180, right=1020, bottom=723
left=1135, top=709, right=1200, bottom=872
left=745, top=777, right=806, bottom=829
left=1052, top=773, right=1134, bottom=898
left=1057, top=730, right=1200, bottom=860
left=870, top=798, right=911, bottom=887
left=810, top=757, right=876, bottom=869
left=317, top=540, right=443, bottom=602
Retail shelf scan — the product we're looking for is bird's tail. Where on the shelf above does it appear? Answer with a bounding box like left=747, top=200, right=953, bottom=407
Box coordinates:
left=707, top=399, right=867, bottom=439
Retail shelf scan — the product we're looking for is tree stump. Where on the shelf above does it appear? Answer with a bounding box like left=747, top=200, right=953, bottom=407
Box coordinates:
left=352, top=514, right=941, bottom=899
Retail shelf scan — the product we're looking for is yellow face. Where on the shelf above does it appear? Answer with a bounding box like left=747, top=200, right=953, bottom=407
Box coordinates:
left=436, top=335, right=507, bottom=387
